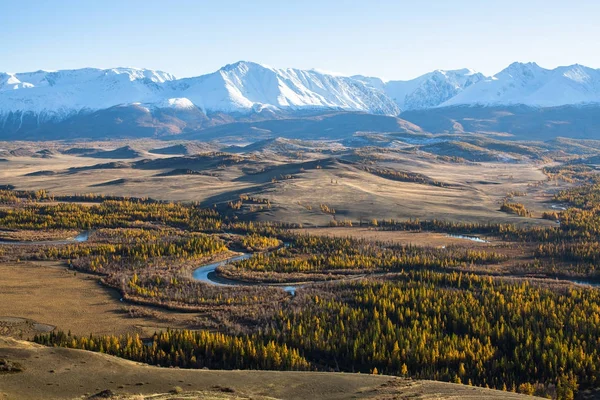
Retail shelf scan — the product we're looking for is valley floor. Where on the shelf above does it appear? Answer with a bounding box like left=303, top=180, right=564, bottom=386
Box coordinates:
left=1, top=139, right=599, bottom=399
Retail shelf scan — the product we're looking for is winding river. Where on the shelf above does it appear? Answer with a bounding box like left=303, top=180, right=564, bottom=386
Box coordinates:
left=0, top=231, right=89, bottom=246
left=447, top=234, right=600, bottom=288
left=192, top=251, right=298, bottom=295
left=1, top=229, right=597, bottom=292
left=571, top=280, right=600, bottom=288
left=191, top=250, right=600, bottom=294
left=550, top=204, right=568, bottom=211
left=446, top=234, right=489, bottom=243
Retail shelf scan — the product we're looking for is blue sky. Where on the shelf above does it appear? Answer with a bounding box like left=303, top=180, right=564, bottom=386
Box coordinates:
left=2, top=0, right=599, bottom=80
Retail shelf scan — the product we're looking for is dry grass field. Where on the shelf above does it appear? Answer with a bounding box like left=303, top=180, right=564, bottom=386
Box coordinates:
left=0, top=262, right=202, bottom=338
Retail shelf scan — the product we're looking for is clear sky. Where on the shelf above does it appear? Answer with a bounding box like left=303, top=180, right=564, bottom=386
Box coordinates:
left=2, top=0, right=599, bottom=80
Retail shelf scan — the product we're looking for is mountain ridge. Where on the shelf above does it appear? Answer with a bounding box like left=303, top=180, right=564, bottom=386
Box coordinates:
left=2, top=61, right=600, bottom=140
left=3, top=61, right=600, bottom=119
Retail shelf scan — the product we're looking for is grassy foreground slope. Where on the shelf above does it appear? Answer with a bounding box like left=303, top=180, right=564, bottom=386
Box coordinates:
left=0, top=337, right=534, bottom=400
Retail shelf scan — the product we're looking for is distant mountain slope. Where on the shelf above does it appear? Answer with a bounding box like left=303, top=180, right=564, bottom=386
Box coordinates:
left=400, top=104, right=600, bottom=140
left=181, top=112, right=423, bottom=141
left=3, top=104, right=600, bottom=141
left=355, top=68, right=485, bottom=110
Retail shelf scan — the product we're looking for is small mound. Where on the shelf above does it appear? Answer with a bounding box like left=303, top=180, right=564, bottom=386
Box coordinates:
left=24, top=170, right=56, bottom=177
left=64, top=161, right=132, bottom=175
left=86, top=146, right=145, bottom=159
left=62, top=147, right=102, bottom=156
left=90, top=178, right=128, bottom=187
left=155, top=168, right=205, bottom=177
left=35, top=149, right=58, bottom=158
left=0, top=316, right=55, bottom=337
left=149, top=143, right=214, bottom=156
left=87, top=389, right=116, bottom=399
left=64, top=146, right=144, bottom=159
left=0, top=359, right=23, bottom=374
left=8, top=148, right=39, bottom=157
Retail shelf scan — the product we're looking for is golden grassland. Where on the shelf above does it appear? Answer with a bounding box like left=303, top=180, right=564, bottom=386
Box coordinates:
left=0, top=143, right=564, bottom=227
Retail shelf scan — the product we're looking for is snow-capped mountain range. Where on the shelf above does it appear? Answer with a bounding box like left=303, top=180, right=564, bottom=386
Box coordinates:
left=0, top=62, right=399, bottom=123
left=2, top=61, right=600, bottom=125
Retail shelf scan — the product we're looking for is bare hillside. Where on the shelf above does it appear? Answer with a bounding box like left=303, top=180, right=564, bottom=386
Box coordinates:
left=0, top=337, right=535, bottom=400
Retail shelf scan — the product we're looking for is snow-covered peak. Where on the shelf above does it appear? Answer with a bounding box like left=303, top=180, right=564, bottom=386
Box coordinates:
left=451, top=68, right=478, bottom=76
left=0, top=67, right=177, bottom=120
left=442, top=62, right=600, bottom=107
left=494, top=62, right=548, bottom=84
left=383, top=68, right=486, bottom=110
left=351, top=75, right=386, bottom=91
left=104, top=68, right=176, bottom=83
left=556, top=64, right=599, bottom=84
left=499, top=61, right=543, bottom=73
left=176, top=61, right=400, bottom=115
left=8, top=67, right=175, bottom=88
left=154, top=97, right=196, bottom=109
left=219, top=60, right=271, bottom=73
